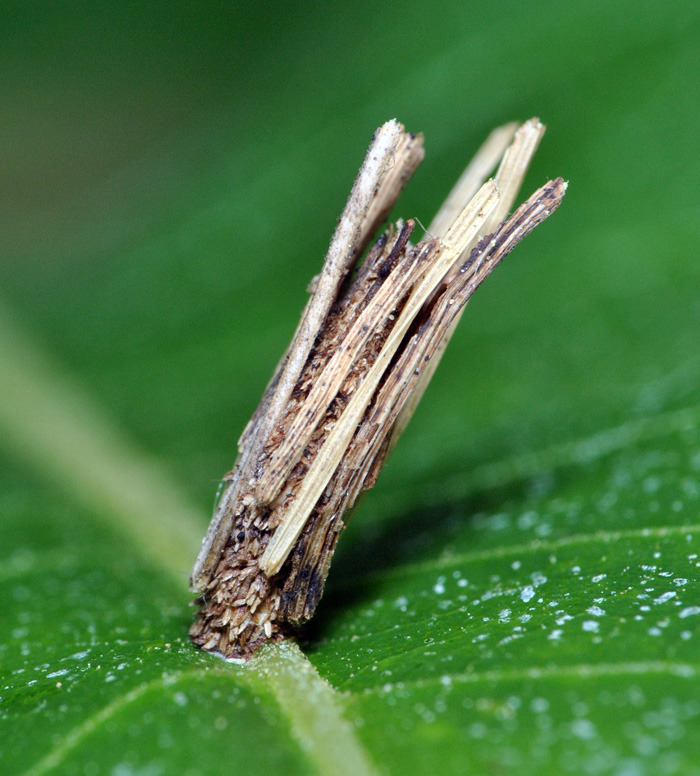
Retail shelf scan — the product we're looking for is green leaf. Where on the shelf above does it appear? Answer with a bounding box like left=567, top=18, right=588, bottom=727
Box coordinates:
left=2, top=2, right=700, bottom=774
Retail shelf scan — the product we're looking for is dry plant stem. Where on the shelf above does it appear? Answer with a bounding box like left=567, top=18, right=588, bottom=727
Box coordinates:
left=427, top=121, right=517, bottom=239
left=190, top=118, right=566, bottom=660
left=258, top=180, right=500, bottom=573
left=389, top=118, right=545, bottom=450
left=191, top=120, right=423, bottom=590
left=255, top=179, right=499, bottom=511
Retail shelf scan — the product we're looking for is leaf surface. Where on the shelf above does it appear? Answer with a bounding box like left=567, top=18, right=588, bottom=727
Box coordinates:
left=2, top=2, right=700, bottom=774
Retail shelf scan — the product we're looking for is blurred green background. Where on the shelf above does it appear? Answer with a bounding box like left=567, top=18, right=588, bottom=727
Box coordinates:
left=2, top=3, right=700, bottom=775
left=2, top=2, right=699, bottom=488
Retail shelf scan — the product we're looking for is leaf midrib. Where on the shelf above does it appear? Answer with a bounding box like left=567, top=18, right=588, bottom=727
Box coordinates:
left=0, top=303, right=380, bottom=776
